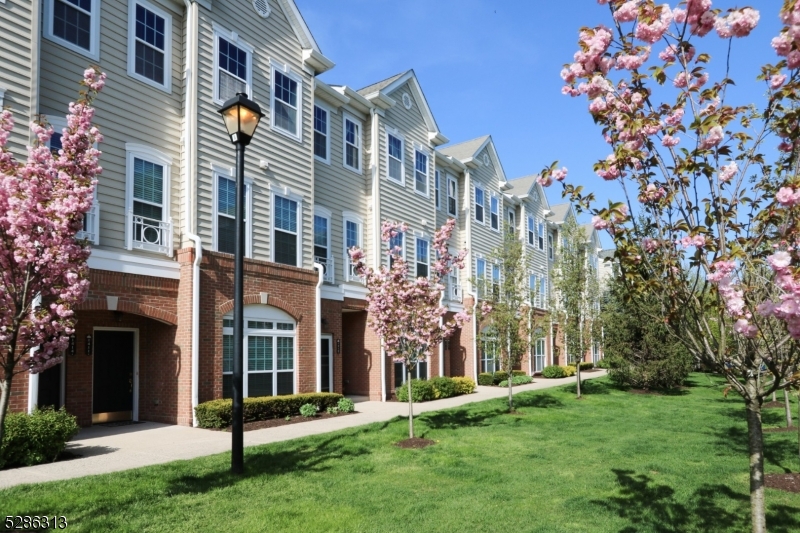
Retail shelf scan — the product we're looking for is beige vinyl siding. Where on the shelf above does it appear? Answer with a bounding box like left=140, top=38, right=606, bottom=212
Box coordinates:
left=0, top=0, right=35, bottom=158
left=312, top=95, right=370, bottom=285
left=468, top=145, right=505, bottom=281
left=521, top=197, right=550, bottom=307
left=38, top=0, right=184, bottom=254
left=434, top=164, right=465, bottom=301
left=379, top=83, right=435, bottom=263
left=195, top=1, right=314, bottom=268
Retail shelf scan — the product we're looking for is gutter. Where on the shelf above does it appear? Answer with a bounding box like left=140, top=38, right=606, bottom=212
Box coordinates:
left=369, top=107, right=386, bottom=401
left=182, top=0, right=202, bottom=427
left=314, top=262, right=323, bottom=392
left=469, top=290, right=479, bottom=381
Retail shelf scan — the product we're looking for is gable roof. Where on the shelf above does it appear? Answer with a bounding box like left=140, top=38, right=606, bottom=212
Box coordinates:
left=507, top=174, right=551, bottom=212
left=356, top=69, right=447, bottom=144
left=582, top=223, right=598, bottom=243
left=548, top=202, right=573, bottom=223
left=276, top=0, right=335, bottom=73
left=438, top=135, right=491, bottom=161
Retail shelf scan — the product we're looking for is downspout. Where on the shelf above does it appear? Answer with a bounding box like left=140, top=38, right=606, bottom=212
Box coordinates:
left=439, top=291, right=445, bottom=377
left=369, top=108, right=385, bottom=401
left=470, top=290, right=479, bottom=381
left=182, top=0, right=203, bottom=427
left=27, top=295, right=42, bottom=414
left=314, top=262, right=323, bottom=392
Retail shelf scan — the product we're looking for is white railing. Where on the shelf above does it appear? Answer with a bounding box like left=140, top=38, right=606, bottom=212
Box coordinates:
left=449, top=281, right=462, bottom=302
left=314, top=255, right=335, bottom=284
left=344, top=253, right=365, bottom=284
left=128, top=211, right=173, bottom=256
left=76, top=200, right=100, bottom=245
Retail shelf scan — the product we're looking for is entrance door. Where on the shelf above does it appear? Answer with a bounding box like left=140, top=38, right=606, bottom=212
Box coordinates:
left=92, top=330, right=135, bottom=423
left=321, top=335, right=332, bottom=393
left=37, top=362, right=63, bottom=409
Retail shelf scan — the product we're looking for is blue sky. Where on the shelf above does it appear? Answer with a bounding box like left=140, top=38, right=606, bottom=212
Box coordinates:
left=296, top=1, right=785, bottom=247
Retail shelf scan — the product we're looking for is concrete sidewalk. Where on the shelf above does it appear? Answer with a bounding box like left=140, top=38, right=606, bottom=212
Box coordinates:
left=0, top=371, right=606, bottom=489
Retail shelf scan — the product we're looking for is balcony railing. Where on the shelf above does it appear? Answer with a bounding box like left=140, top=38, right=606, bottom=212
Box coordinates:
left=128, top=211, right=173, bottom=256
left=314, top=255, right=335, bottom=284
left=449, top=280, right=462, bottom=302
left=75, top=200, right=99, bottom=245
left=344, top=253, right=365, bottom=284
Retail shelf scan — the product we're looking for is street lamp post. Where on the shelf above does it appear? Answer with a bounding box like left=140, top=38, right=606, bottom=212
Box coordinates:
left=217, top=92, right=264, bottom=474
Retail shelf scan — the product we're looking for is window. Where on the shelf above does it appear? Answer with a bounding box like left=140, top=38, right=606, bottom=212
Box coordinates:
left=480, top=335, right=498, bottom=373
left=416, top=238, right=429, bottom=278
left=343, top=114, right=362, bottom=173
left=213, top=26, right=252, bottom=104
left=475, top=186, right=485, bottom=223
left=271, top=66, right=302, bottom=140
left=507, top=209, right=516, bottom=235
left=44, top=0, right=100, bottom=60
left=527, top=216, right=535, bottom=246
left=448, top=176, right=458, bottom=217
left=313, top=208, right=332, bottom=281
left=387, top=133, right=404, bottom=183
left=529, top=273, right=538, bottom=306
left=435, top=171, right=440, bottom=209
left=214, top=171, right=251, bottom=256
left=389, top=231, right=404, bottom=267
left=491, top=263, right=501, bottom=299
left=395, top=360, right=427, bottom=388
left=490, top=196, right=500, bottom=231
left=449, top=266, right=460, bottom=301
left=128, top=0, right=172, bottom=91
left=548, top=234, right=554, bottom=260
left=539, top=277, right=547, bottom=309
left=125, top=144, right=172, bottom=255
left=538, top=221, right=545, bottom=250
left=273, top=194, right=300, bottom=266
left=313, top=105, right=329, bottom=162
left=343, top=212, right=363, bottom=282
left=415, top=150, right=428, bottom=195
left=534, top=337, right=546, bottom=373
left=476, top=258, right=486, bottom=298
left=222, top=308, right=296, bottom=399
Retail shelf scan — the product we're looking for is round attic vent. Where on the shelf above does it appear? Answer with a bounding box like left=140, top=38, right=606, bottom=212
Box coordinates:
left=402, top=93, right=412, bottom=109
left=253, top=0, right=271, bottom=18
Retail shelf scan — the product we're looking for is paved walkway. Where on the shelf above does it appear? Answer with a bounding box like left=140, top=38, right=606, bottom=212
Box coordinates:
left=0, top=371, right=606, bottom=489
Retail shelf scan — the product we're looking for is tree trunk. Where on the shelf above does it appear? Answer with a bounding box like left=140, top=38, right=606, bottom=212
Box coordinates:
left=407, top=369, right=414, bottom=439
left=796, top=393, right=799, bottom=472
left=745, top=399, right=767, bottom=533
left=576, top=359, right=582, bottom=399
left=0, top=374, right=13, bottom=447
left=784, top=389, right=793, bottom=428
left=772, top=391, right=777, bottom=402
left=508, top=371, right=513, bottom=412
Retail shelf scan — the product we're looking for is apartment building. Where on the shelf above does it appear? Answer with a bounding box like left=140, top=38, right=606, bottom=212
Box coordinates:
left=3, top=0, right=602, bottom=424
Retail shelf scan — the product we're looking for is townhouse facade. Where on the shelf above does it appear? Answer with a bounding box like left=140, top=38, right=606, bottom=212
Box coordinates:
left=2, top=0, right=604, bottom=425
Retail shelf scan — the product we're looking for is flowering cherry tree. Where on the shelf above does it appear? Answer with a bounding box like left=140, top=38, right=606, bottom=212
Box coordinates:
left=535, top=1, right=800, bottom=530
left=349, top=219, right=470, bottom=439
left=0, top=69, right=105, bottom=445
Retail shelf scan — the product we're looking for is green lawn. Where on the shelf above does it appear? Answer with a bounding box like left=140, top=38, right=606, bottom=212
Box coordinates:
left=4, top=375, right=800, bottom=533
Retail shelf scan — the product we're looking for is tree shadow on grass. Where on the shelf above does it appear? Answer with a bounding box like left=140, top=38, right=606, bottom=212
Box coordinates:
left=419, top=405, right=507, bottom=431
left=563, top=378, right=614, bottom=396
left=593, top=469, right=800, bottom=533
left=514, top=393, right=565, bottom=409
left=709, top=424, right=798, bottom=474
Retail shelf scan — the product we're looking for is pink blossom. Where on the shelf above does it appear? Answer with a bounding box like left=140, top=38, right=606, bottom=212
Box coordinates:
left=635, top=5, right=673, bottom=44
left=592, top=215, right=610, bottom=230
left=734, top=318, right=758, bottom=338
left=768, top=251, right=792, bottom=270
left=673, top=72, right=690, bottom=88
left=776, top=187, right=800, bottom=206
left=661, top=134, right=680, bottom=147
left=613, top=1, right=639, bottom=23
left=770, top=74, right=787, bottom=89
left=639, top=183, right=666, bottom=203
left=664, top=107, right=684, bottom=126
left=718, top=162, right=738, bottom=183
left=551, top=167, right=568, bottom=182
left=700, top=126, right=724, bottom=149
left=673, top=8, right=687, bottom=24
left=616, top=48, right=650, bottom=70
left=714, top=8, right=760, bottom=39
left=789, top=50, right=800, bottom=69
left=691, top=73, right=709, bottom=89
left=642, top=237, right=659, bottom=253
left=772, top=33, right=793, bottom=57
left=589, top=98, right=608, bottom=113
left=537, top=174, right=553, bottom=187
left=659, top=45, right=677, bottom=62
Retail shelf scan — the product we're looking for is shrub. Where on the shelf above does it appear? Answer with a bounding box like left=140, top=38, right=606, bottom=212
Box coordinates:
left=542, top=365, right=567, bottom=379
left=596, top=358, right=610, bottom=369
left=511, top=370, right=527, bottom=377
left=0, top=407, right=79, bottom=469
left=492, top=371, right=509, bottom=384
left=430, top=376, right=458, bottom=399
left=299, top=404, right=317, bottom=418
left=195, top=392, right=343, bottom=429
left=498, top=375, right=533, bottom=387
left=452, top=376, right=476, bottom=395
left=478, top=373, right=494, bottom=386
left=326, top=406, right=339, bottom=415
left=337, top=397, right=355, bottom=413
left=395, top=379, right=435, bottom=402
left=609, top=353, right=693, bottom=390
left=579, top=362, right=594, bottom=371
left=562, top=365, right=577, bottom=377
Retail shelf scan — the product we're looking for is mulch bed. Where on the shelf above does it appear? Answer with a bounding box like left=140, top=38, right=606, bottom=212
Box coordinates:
left=763, top=426, right=797, bottom=433
left=766, top=473, right=800, bottom=493
left=395, top=437, right=436, bottom=449
left=214, top=411, right=356, bottom=432
left=764, top=401, right=788, bottom=409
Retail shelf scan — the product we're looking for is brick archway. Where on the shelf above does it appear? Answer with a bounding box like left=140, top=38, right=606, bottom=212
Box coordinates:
left=217, top=294, right=302, bottom=321
left=76, top=298, right=178, bottom=325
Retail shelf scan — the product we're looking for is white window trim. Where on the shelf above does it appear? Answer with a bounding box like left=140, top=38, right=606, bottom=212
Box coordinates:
left=313, top=102, right=331, bottom=165
left=313, top=205, right=332, bottom=261
left=127, top=0, right=173, bottom=93
left=490, top=194, right=501, bottom=232
left=527, top=215, right=535, bottom=246
left=474, top=184, right=485, bottom=225
left=342, top=211, right=364, bottom=253
left=385, top=128, right=405, bottom=185
left=414, top=147, right=430, bottom=198
left=548, top=233, right=554, bottom=260
left=270, top=189, right=303, bottom=267
left=125, top=143, right=173, bottom=255
left=342, top=112, right=363, bottom=175
left=415, top=236, right=430, bottom=278
left=435, top=170, right=441, bottom=211
left=270, top=59, right=303, bottom=142
left=447, top=175, right=458, bottom=218
left=43, top=0, right=101, bottom=60
left=212, top=23, right=254, bottom=106
left=211, top=164, right=252, bottom=258
left=476, top=257, right=487, bottom=292
left=388, top=230, right=405, bottom=266
left=538, top=220, right=546, bottom=250
left=507, top=207, right=516, bottom=234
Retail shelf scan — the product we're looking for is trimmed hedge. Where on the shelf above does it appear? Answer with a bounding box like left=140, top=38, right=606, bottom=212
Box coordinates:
left=498, top=375, right=533, bottom=387
left=478, top=370, right=528, bottom=386
left=478, top=373, right=494, bottom=386
left=430, top=376, right=458, bottom=399
left=542, top=365, right=566, bottom=379
left=395, top=379, right=435, bottom=402
left=195, top=393, right=343, bottom=429
left=452, top=376, right=476, bottom=395
left=1, top=407, right=79, bottom=469
left=562, top=365, right=577, bottom=377
left=579, top=362, right=594, bottom=371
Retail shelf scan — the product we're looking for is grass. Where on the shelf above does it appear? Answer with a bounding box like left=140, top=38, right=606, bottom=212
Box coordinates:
left=3, top=374, right=800, bottom=533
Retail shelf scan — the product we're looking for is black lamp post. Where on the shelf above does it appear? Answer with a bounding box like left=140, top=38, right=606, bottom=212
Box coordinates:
left=217, top=92, right=264, bottom=474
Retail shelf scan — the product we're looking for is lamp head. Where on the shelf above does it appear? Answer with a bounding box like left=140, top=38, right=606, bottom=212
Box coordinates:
left=218, top=92, right=264, bottom=146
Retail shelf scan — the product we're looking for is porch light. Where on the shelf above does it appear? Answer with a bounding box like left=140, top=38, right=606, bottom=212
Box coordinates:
left=218, top=93, right=264, bottom=146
